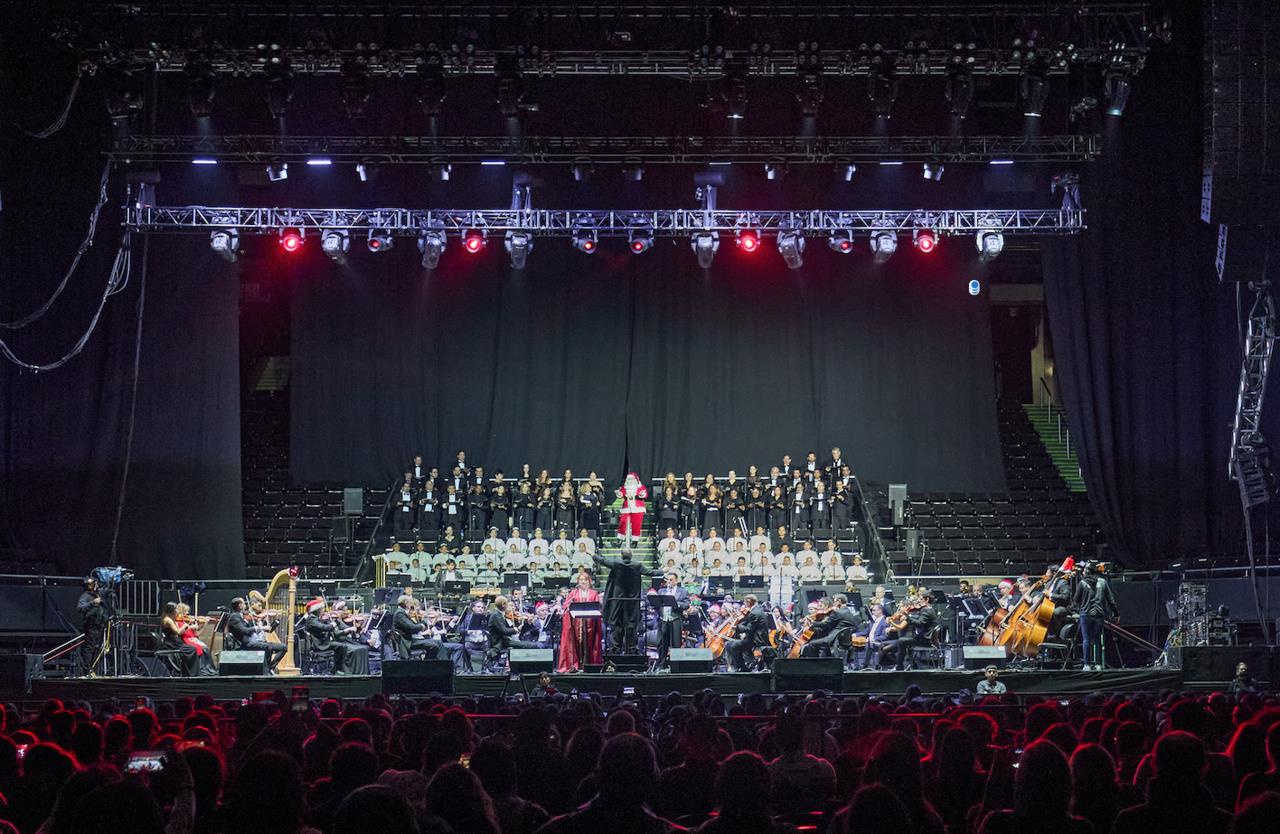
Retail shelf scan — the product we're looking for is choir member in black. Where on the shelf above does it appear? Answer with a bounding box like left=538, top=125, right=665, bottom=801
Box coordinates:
left=831, top=482, right=853, bottom=538
left=800, top=595, right=860, bottom=658
left=810, top=481, right=832, bottom=538
left=823, top=446, right=846, bottom=480
left=302, top=600, right=370, bottom=674
left=789, top=483, right=810, bottom=538
left=466, top=484, right=488, bottom=537
left=578, top=483, right=602, bottom=535
left=513, top=482, right=536, bottom=533
left=488, top=468, right=506, bottom=491
left=417, top=483, right=440, bottom=538
left=767, top=486, right=788, bottom=532
left=453, top=450, right=471, bottom=476
left=657, top=487, right=680, bottom=533
left=443, top=484, right=464, bottom=530
left=394, top=478, right=417, bottom=537
left=471, top=465, right=487, bottom=490
left=700, top=477, right=722, bottom=531
left=517, top=463, right=534, bottom=492
left=77, top=577, right=107, bottom=675
left=745, top=464, right=761, bottom=492
left=554, top=482, right=576, bottom=532
left=535, top=485, right=555, bottom=533
left=723, top=595, right=770, bottom=672
left=392, top=595, right=441, bottom=659
left=724, top=488, right=746, bottom=536
left=447, top=466, right=466, bottom=495
left=437, top=525, right=462, bottom=555
left=661, top=472, right=680, bottom=496
left=226, top=597, right=287, bottom=672
left=160, top=601, right=200, bottom=676
left=653, top=572, right=691, bottom=667
left=678, top=486, right=699, bottom=534
left=488, top=596, right=540, bottom=652
left=489, top=484, right=512, bottom=537
left=773, top=524, right=795, bottom=555
left=592, top=547, right=648, bottom=653
left=745, top=486, right=768, bottom=534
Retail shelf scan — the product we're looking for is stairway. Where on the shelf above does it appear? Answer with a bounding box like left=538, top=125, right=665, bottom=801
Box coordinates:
left=1023, top=404, right=1087, bottom=492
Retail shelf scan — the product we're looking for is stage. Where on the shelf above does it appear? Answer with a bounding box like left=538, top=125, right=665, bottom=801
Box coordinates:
left=22, top=666, right=1190, bottom=704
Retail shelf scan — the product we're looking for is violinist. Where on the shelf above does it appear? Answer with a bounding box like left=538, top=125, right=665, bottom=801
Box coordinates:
left=800, top=594, right=860, bottom=658
left=488, top=595, right=540, bottom=653
left=723, top=594, right=769, bottom=672
left=160, top=602, right=201, bottom=676
left=302, top=599, right=370, bottom=674
left=176, top=603, right=217, bottom=676
left=879, top=588, right=939, bottom=671
left=392, top=595, right=441, bottom=659
left=227, top=597, right=287, bottom=673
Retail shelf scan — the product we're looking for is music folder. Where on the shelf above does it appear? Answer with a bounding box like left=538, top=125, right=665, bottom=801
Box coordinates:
left=441, top=580, right=471, bottom=595
left=647, top=593, right=678, bottom=611
left=736, top=574, right=765, bottom=588
left=568, top=601, right=602, bottom=619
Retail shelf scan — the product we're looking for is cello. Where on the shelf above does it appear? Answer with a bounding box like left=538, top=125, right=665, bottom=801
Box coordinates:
left=786, top=606, right=832, bottom=659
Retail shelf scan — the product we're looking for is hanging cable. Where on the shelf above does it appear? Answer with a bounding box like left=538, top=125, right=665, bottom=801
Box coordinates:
left=110, top=233, right=147, bottom=564
left=24, top=66, right=84, bottom=138
left=0, top=161, right=113, bottom=329
left=0, top=234, right=130, bottom=373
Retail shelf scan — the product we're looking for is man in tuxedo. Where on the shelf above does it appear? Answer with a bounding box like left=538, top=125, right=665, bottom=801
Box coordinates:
left=593, top=547, right=647, bottom=653
left=878, top=592, right=940, bottom=670
left=653, top=572, right=690, bottom=667
left=487, top=596, right=540, bottom=653
left=857, top=603, right=892, bottom=669
left=723, top=594, right=769, bottom=672
left=301, top=600, right=369, bottom=674
left=227, top=597, right=287, bottom=673
left=801, top=594, right=860, bottom=658
left=823, top=446, right=845, bottom=478
left=392, top=596, right=441, bottom=659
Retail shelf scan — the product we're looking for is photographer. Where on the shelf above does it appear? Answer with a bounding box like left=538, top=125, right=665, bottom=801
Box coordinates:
left=77, top=577, right=107, bottom=676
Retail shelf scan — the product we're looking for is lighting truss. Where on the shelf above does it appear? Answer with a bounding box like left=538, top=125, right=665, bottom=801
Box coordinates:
left=124, top=206, right=1085, bottom=238
left=1229, top=286, right=1279, bottom=507
left=112, top=134, right=1101, bottom=165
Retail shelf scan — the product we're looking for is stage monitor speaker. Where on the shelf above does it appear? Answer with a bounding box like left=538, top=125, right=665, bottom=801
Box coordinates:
left=218, top=650, right=267, bottom=676
left=508, top=648, right=555, bottom=673
left=343, top=488, right=364, bottom=515
left=604, top=653, right=649, bottom=673
left=0, top=653, right=44, bottom=693
left=772, top=657, right=844, bottom=692
left=962, top=645, right=1007, bottom=669
left=382, top=659, right=455, bottom=694
left=331, top=516, right=353, bottom=542
left=669, top=648, right=715, bottom=673
left=1176, top=645, right=1274, bottom=684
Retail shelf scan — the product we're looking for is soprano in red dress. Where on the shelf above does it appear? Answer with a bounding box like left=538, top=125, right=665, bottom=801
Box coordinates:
left=557, top=571, right=604, bottom=672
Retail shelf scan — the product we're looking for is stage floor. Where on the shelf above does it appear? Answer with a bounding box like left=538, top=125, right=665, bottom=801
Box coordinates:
left=23, top=666, right=1188, bottom=703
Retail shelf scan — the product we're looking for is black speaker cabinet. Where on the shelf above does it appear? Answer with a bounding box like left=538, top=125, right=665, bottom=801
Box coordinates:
left=1176, top=645, right=1275, bottom=684
left=382, top=659, right=455, bottom=695
left=0, top=653, right=44, bottom=694
left=343, top=488, right=364, bottom=515
left=772, top=657, right=844, bottom=692
left=668, top=648, right=715, bottom=673
left=508, top=648, right=555, bottom=673
left=218, top=649, right=267, bottom=676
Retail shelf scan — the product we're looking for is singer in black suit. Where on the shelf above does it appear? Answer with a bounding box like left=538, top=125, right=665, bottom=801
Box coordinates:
left=652, top=572, right=690, bottom=667
left=226, top=597, right=287, bottom=672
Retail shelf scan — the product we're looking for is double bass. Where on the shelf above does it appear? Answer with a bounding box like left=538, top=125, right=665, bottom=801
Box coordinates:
left=978, top=557, right=1074, bottom=657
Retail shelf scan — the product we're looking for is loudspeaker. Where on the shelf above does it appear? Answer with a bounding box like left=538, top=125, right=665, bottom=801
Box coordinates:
left=0, top=653, right=44, bottom=693
left=1176, top=645, right=1275, bottom=683
left=772, top=657, right=844, bottom=692
left=343, top=488, right=364, bottom=515
left=382, top=659, right=455, bottom=694
left=669, top=647, right=715, bottom=673
left=218, top=650, right=267, bottom=676
left=508, top=648, right=555, bottom=673
left=331, top=516, right=353, bottom=542
left=603, top=653, right=649, bottom=672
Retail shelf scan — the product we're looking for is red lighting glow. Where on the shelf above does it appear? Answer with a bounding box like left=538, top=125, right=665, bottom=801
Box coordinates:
left=837, top=240, right=852, bottom=252
left=463, top=233, right=485, bottom=253
left=631, top=239, right=646, bottom=253
left=737, top=231, right=760, bottom=252
left=582, top=239, right=595, bottom=252
left=914, top=230, right=937, bottom=254
left=368, top=237, right=382, bottom=251
left=280, top=228, right=303, bottom=252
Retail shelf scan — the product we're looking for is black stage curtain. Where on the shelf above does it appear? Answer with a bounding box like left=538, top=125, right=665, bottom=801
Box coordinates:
left=1040, top=8, right=1247, bottom=566
left=291, top=241, right=1005, bottom=493
left=2, top=239, right=245, bottom=581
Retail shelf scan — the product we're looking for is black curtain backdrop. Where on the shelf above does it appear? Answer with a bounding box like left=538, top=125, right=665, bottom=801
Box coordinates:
left=1040, top=5, right=1253, bottom=566
left=291, top=240, right=1005, bottom=492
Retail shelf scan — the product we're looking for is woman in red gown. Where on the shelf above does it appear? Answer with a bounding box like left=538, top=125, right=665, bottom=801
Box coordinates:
left=557, top=570, right=604, bottom=672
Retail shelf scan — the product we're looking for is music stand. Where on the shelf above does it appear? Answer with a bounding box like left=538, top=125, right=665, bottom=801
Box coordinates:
left=736, top=574, right=765, bottom=589
left=568, top=601, right=603, bottom=671
left=373, top=587, right=399, bottom=606
left=386, top=572, right=412, bottom=587
left=503, top=572, right=530, bottom=589
left=442, top=580, right=471, bottom=596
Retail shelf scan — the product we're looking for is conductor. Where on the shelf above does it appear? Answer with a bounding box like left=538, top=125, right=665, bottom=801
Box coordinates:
left=592, top=547, right=647, bottom=653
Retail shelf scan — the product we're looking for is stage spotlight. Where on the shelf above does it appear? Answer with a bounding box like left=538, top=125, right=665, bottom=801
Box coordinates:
left=691, top=231, right=720, bottom=268
left=356, top=162, right=378, bottom=182
left=628, top=229, right=654, bottom=254
left=367, top=229, right=394, bottom=253
left=969, top=279, right=982, bottom=296
left=321, top=229, right=350, bottom=263
left=417, top=65, right=447, bottom=119
left=186, top=62, right=217, bottom=120
left=463, top=230, right=487, bottom=253
left=571, top=228, right=598, bottom=254
left=945, top=67, right=975, bottom=119
left=623, top=165, right=644, bottom=181
left=266, top=162, right=288, bottom=182
left=572, top=162, right=592, bottom=182
left=340, top=64, right=372, bottom=118
left=976, top=229, right=1005, bottom=261
left=430, top=163, right=452, bottom=182
left=867, top=66, right=898, bottom=120
left=1104, top=69, right=1131, bottom=116
left=722, top=69, right=748, bottom=119
left=797, top=68, right=824, bottom=118
left=1020, top=64, right=1049, bottom=117
left=777, top=230, right=805, bottom=269
left=828, top=232, right=854, bottom=254
left=913, top=229, right=938, bottom=254
left=418, top=227, right=447, bottom=269
left=209, top=229, right=239, bottom=263
left=279, top=227, right=304, bottom=253
left=841, top=163, right=857, bottom=182
left=765, top=162, right=783, bottom=181
left=870, top=231, right=898, bottom=264
left=735, top=230, right=760, bottom=253
left=264, top=60, right=293, bottom=120
left=923, top=162, right=945, bottom=181
left=504, top=231, right=533, bottom=269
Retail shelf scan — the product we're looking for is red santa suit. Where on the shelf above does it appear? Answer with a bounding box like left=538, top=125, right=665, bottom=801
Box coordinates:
left=616, top=473, right=648, bottom=537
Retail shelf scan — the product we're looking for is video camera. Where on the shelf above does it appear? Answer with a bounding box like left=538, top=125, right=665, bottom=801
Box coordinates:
left=91, top=566, right=135, bottom=585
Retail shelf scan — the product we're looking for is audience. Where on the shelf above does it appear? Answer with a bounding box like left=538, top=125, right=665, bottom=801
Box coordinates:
left=1, top=688, right=1279, bottom=834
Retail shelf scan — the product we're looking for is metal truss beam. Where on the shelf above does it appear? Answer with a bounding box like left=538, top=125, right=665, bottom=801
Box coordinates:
left=110, top=134, right=1100, bottom=165
left=1230, top=285, right=1279, bottom=505
left=123, top=206, right=1085, bottom=237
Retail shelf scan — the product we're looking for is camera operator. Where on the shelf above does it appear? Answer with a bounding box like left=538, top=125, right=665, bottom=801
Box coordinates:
left=77, top=577, right=107, bottom=675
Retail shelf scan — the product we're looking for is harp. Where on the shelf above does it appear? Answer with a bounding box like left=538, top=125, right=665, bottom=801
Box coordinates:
left=263, top=568, right=300, bottom=675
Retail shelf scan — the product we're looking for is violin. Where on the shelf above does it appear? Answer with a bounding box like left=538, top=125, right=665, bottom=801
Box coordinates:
left=887, top=597, right=928, bottom=630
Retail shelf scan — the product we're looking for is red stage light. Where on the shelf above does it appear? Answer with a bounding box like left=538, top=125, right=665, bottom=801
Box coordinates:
left=280, top=228, right=303, bottom=252
left=463, top=233, right=485, bottom=253
left=838, top=240, right=852, bottom=252
left=737, top=231, right=760, bottom=252
left=631, top=239, right=646, bottom=253
left=368, top=237, right=382, bottom=251
left=582, top=239, right=595, bottom=252
left=914, top=230, right=937, bottom=254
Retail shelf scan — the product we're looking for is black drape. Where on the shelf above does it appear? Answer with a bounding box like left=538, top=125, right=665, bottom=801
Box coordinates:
left=291, top=239, right=1005, bottom=493
left=1040, top=6, right=1246, bottom=565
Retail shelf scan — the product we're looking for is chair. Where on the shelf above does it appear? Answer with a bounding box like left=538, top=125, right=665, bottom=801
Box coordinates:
left=149, top=631, right=189, bottom=677
left=909, top=623, right=948, bottom=669
left=297, top=631, right=336, bottom=675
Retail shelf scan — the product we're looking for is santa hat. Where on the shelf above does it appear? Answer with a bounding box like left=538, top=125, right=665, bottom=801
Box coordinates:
left=306, top=598, right=325, bottom=613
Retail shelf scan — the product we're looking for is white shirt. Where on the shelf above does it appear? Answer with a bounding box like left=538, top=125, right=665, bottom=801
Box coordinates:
left=574, top=536, right=597, bottom=555
left=749, top=534, right=771, bottom=553
left=506, top=536, right=528, bottom=556
left=681, top=535, right=703, bottom=555
left=529, top=537, right=549, bottom=556
left=821, top=563, right=845, bottom=582
left=798, top=563, right=822, bottom=582
left=482, top=536, right=505, bottom=554
left=551, top=539, right=572, bottom=559
left=845, top=564, right=869, bottom=582
left=703, top=536, right=725, bottom=553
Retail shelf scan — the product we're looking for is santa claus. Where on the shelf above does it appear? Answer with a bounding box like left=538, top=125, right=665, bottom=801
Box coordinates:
left=615, top=472, right=648, bottom=548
